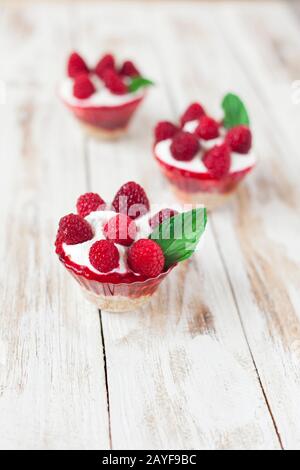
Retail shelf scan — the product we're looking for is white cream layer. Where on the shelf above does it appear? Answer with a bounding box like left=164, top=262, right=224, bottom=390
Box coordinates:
left=155, top=120, right=256, bottom=174
left=60, top=74, right=144, bottom=108
left=63, top=210, right=152, bottom=275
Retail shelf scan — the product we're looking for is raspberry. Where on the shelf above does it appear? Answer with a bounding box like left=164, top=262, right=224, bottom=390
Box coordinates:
left=226, top=125, right=252, bottom=154
left=170, top=131, right=199, bottom=161
left=104, top=214, right=137, bottom=246
left=67, top=52, right=89, bottom=78
left=89, top=240, right=119, bottom=273
left=128, top=239, right=165, bottom=278
left=95, top=53, right=115, bottom=79
left=149, top=209, right=179, bottom=229
left=203, top=143, right=231, bottom=179
left=58, top=214, right=93, bottom=245
left=76, top=192, right=106, bottom=218
left=180, top=102, right=205, bottom=126
left=73, top=74, right=95, bottom=99
left=119, top=60, right=140, bottom=77
left=102, top=69, right=128, bottom=95
left=55, top=230, right=64, bottom=255
left=112, top=181, right=150, bottom=220
left=195, top=115, right=219, bottom=140
left=154, top=121, right=178, bottom=142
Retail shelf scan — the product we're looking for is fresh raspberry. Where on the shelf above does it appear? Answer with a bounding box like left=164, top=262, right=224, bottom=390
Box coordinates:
left=128, top=239, right=165, bottom=278
left=67, top=52, right=89, bottom=78
left=89, top=240, right=119, bottom=273
left=76, top=192, right=106, bottom=218
left=180, top=103, right=205, bottom=126
left=112, top=181, right=150, bottom=220
left=58, top=214, right=93, bottom=245
left=55, top=230, right=64, bottom=255
left=104, top=214, right=137, bottom=246
left=170, top=131, right=199, bottom=161
left=119, top=60, right=140, bottom=77
left=73, top=74, right=95, bottom=99
left=226, top=125, right=252, bottom=154
left=149, top=209, right=179, bottom=229
left=195, top=115, right=219, bottom=140
left=95, top=53, right=115, bottom=79
left=203, top=143, right=231, bottom=179
left=102, top=69, right=128, bottom=95
left=154, top=121, right=178, bottom=142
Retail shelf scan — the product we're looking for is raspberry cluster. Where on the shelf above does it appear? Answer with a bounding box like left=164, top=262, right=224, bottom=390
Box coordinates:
left=154, top=102, right=252, bottom=180
left=55, top=183, right=179, bottom=279
left=67, top=51, right=141, bottom=99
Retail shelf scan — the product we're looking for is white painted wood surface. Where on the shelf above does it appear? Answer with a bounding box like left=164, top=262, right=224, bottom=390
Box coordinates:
left=0, top=0, right=299, bottom=450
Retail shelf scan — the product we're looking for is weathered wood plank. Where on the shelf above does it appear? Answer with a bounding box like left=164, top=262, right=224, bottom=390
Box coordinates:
left=80, top=2, right=280, bottom=449
left=0, top=6, right=109, bottom=450
left=152, top=0, right=300, bottom=449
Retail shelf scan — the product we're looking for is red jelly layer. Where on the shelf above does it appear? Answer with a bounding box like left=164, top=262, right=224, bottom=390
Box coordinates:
left=67, top=263, right=174, bottom=300
left=57, top=241, right=174, bottom=294
left=62, top=94, right=144, bottom=131
left=154, top=151, right=255, bottom=194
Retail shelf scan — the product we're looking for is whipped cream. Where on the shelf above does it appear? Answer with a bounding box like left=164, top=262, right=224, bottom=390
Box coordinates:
left=63, top=210, right=152, bottom=275
left=60, top=74, right=144, bottom=108
left=155, top=120, right=256, bottom=174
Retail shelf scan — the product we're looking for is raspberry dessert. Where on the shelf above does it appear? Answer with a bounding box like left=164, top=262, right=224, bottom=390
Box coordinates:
left=60, top=52, right=153, bottom=139
left=154, top=94, right=256, bottom=210
left=55, top=182, right=207, bottom=312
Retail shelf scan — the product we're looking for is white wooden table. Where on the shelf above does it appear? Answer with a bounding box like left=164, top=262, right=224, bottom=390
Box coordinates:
left=0, top=0, right=300, bottom=450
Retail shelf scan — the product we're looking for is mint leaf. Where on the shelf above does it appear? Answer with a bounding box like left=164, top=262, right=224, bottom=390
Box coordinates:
left=222, top=93, right=250, bottom=129
left=149, top=208, right=207, bottom=268
left=129, top=77, right=154, bottom=93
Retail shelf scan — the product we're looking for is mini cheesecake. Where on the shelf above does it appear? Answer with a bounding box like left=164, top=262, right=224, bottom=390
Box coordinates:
left=60, top=52, right=153, bottom=139
left=55, top=182, right=207, bottom=312
left=153, top=94, right=256, bottom=210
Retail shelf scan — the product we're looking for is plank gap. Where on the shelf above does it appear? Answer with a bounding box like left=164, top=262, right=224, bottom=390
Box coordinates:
left=210, top=218, right=284, bottom=450
left=99, top=311, right=113, bottom=450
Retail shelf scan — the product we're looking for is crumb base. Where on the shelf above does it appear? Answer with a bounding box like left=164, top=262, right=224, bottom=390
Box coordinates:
left=171, top=186, right=235, bottom=210
left=79, top=122, right=127, bottom=140
left=81, top=287, right=152, bottom=313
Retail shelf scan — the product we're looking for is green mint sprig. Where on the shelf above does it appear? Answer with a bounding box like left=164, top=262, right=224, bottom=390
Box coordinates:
left=222, top=93, right=250, bottom=129
left=149, top=208, right=207, bottom=269
left=129, top=76, right=154, bottom=93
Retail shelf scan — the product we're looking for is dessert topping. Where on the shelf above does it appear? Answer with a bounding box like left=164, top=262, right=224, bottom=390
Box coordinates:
left=95, top=53, right=115, bottom=79
left=149, top=209, right=179, bottom=229
left=128, top=239, right=165, bottom=278
left=155, top=121, right=179, bottom=143
left=226, top=125, right=252, bottom=154
left=76, top=192, right=106, bottom=218
left=180, top=102, right=206, bottom=126
left=203, top=143, right=231, bottom=179
left=89, top=240, right=120, bottom=273
left=73, top=74, right=96, bottom=99
left=104, top=214, right=137, bottom=247
left=170, top=131, right=200, bottom=161
left=112, top=181, right=150, bottom=220
left=67, top=52, right=89, bottom=78
left=119, top=60, right=140, bottom=77
left=195, top=115, right=219, bottom=140
left=150, top=208, right=207, bottom=268
left=58, top=214, right=94, bottom=245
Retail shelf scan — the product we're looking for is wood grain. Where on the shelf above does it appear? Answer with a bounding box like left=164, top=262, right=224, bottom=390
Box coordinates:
left=80, top=2, right=279, bottom=449
left=0, top=0, right=299, bottom=450
left=151, top=0, right=300, bottom=449
left=0, top=6, right=110, bottom=450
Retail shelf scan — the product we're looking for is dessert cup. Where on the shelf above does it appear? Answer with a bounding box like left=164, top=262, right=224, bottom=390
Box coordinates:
left=55, top=182, right=207, bottom=314
left=155, top=154, right=255, bottom=210
left=62, top=94, right=145, bottom=140
left=153, top=94, right=255, bottom=211
left=60, top=253, right=174, bottom=312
